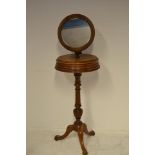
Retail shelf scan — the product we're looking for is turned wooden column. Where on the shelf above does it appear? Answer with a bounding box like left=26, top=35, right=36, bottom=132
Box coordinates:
left=74, top=73, right=83, bottom=126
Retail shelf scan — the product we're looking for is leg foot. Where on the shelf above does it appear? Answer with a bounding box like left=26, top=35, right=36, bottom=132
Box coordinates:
left=54, top=122, right=94, bottom=154
left=83, top=123, right=95, bottom=136
left=54, top=125, right=74, bottom=141
left=77, top=125, right=88, bottom=155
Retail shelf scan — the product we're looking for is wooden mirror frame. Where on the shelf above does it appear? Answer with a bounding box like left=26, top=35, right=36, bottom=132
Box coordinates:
left=58, top=14, right=95, bottom=53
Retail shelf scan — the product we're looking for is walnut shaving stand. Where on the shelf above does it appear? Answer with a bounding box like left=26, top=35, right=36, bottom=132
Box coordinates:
left=54, top=54, right=100, bottom=155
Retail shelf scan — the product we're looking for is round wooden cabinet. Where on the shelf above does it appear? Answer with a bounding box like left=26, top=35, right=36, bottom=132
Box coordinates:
left=55, top=54, right=99, bottom=73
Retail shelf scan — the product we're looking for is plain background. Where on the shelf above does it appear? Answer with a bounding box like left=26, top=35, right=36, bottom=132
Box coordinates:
left=27, top=0, right=128, bottom=134
left=1, top=0, right=155, bottom=155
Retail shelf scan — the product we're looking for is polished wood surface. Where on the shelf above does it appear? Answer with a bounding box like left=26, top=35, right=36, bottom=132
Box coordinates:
left=54, top=73, right=95, bottom=155
left=55, top=14, right=99, bottom=155
left=55, top=54, right=99, bottom=155
left=55, top=54, right=100, bottom=73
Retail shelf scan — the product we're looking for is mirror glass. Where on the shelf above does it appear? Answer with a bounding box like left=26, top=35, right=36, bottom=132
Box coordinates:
left=61, top=18, right=91, bottom=48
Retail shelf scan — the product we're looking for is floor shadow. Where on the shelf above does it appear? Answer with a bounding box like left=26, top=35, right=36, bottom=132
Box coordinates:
left=81, top=29, right=108, bottom=129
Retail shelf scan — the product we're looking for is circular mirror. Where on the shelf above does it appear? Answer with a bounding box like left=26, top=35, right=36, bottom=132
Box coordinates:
left=62, top=18, right=91, bottom=48
left=58, top=14, right=95, bottom=53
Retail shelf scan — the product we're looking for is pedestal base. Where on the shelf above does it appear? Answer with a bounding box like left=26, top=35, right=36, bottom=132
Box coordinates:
left=54, top=121, right=95, bottom=155
left=54, top=73, right=97, bottom=155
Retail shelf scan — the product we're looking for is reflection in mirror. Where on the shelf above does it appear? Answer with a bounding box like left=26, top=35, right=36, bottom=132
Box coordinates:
left=61, top=18, right=91, bottom=48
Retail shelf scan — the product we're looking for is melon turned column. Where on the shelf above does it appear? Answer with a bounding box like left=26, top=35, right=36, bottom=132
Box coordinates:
left=73, top=73, right=88, bottom=155
left=73, top=73, right=83, bottom=126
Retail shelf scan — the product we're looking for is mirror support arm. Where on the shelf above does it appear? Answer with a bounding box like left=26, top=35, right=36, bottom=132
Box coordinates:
left=75, top=52, right=82, bottom=58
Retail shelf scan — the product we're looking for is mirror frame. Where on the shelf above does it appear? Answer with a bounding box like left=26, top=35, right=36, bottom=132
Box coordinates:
left=58, top=14, right=95, bottom=53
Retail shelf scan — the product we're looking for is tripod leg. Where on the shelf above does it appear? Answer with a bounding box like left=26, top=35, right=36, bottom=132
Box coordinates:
left=77, top=125, right=88, bottom=155
left=54, top=125, right=74, bottom=141
left=83, top=123, right=95, bottom=136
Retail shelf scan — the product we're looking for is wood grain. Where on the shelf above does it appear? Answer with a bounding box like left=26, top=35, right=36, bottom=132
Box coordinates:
left=55, top=54, right=100, bottom=73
